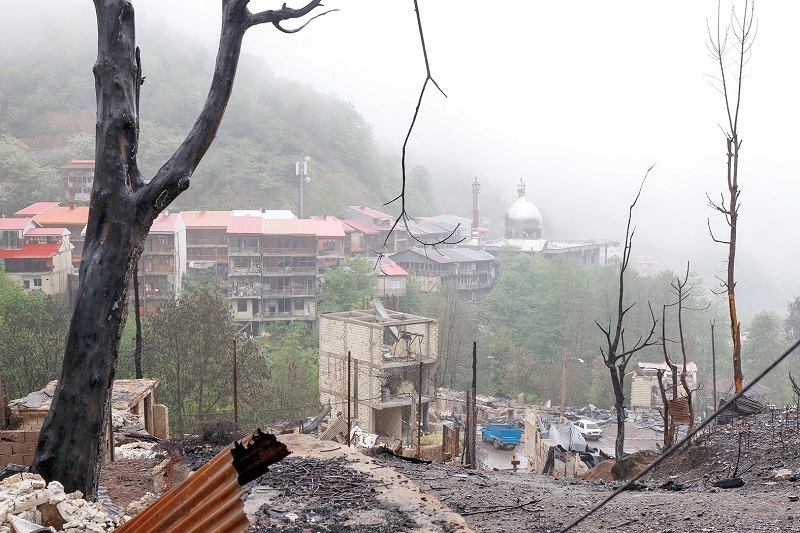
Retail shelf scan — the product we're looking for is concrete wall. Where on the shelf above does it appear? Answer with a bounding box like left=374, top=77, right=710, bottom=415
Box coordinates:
left=0, top=431, right=41, bottom=467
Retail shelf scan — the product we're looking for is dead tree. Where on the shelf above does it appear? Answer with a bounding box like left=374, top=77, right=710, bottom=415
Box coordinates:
left=706, top=0, right=756, bottom=393
left=30, top=0, right=331, bottom=498
left=659, top=263, right=706, bottom=445
left=596, top=166, right=659, bottom=459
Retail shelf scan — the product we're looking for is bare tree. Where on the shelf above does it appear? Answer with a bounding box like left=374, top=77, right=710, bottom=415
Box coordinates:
left=596, top=166, right=659, bottom=459
left=31, top=0, right=332, bottom=498
left=706, top=0, right=756, bottom=393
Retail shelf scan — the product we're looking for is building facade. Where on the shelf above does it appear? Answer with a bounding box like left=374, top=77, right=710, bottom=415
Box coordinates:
left=61, top=160, right=95, bottom=203
left=136, top=212, right=186, bottom=316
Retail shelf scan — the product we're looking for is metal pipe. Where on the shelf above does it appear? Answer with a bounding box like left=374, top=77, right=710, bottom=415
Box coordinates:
left=347, top=351, right=351, bottom=445
left=417, top=359, right=423, bottom=458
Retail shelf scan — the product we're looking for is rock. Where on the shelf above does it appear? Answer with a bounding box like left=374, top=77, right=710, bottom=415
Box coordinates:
left=612, top=450, right=659, bottom=480
left=6, top=514, right=54, bottom=533
left=712, top=477, right=745, bottom=489
left=581, top=460, right=616, bottom=481
left=772, top=468, right=794, bottom=481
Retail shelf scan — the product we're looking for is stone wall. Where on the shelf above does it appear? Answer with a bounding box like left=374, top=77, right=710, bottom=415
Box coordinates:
left=0, top=431, right=40, bottom=467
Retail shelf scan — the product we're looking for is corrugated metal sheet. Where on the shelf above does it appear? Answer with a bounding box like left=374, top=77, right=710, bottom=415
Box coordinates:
left=116, top=429, right=289, bottom=533
left=668, top=396, right=692, bottom=426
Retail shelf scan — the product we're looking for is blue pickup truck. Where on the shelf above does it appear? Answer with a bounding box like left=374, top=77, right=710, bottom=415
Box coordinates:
left=480, top=422, right=523, bottom=450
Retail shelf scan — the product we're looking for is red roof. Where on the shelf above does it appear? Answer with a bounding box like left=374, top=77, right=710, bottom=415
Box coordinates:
left=313, top=218, right=346, bottom=239
left=263, top=219, right=317, bottom=236
left=15, top=203, right=59, bottom=217
left=33, top=205, right=90, bottom=226
left=350, top=205, right=391, bottom=219
left=377, top=260, right=407, bottom=277
left=0, top=218, right=36, bottom=231
left=181, top=211, right=232, bottom=229
left=150, top=212, right=183, bottom=233
left=227, top=215, right=263, bottom=235
left=25, top=227, right=69, bottom=236
left=61, top=160, right=95, bottom=169
left=350, top=243, right=364, bottom=253
left=0, top=243, right=60, bottom=259
left=343, top=219, right=379, bottom=235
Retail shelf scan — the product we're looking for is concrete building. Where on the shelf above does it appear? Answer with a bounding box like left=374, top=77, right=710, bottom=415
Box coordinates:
left=312, top=215, right=351, bottom=269
left=319, top=309, right=437, bottom=442
left=228, top=214, right=318, bottom=332
left=376, top=258, right=408, bottom=299
left=61, top=160, right=95, bottom=203
left=20, top=203, right=89, bottom=268
left=136, top=211, right=186, bottom=316
left=0, top=218, right=72, bottom=305
left=182, top=210, right=232, bottom=284
left=390, top=246, right=498, bottom=302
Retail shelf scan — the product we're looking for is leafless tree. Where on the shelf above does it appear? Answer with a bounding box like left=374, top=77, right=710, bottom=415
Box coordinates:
left=31, top=0, right=333, bottom=498
left=706, top=0, right=756, bottom=393
left=596, top=165, right=659, bottom=459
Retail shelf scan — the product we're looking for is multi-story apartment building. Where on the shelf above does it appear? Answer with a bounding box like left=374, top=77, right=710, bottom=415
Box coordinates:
left=0, top=218, right=72, bottom=305
left=182, top=210, right=232, bottom=284
left=390, top=246, right=499, bottom=302
left=17, top=203, right=89, bottom=268
left=311, top=215, right=351, bottom=268
left=228, top=214, right=318, bottom=332
left=135, top=212, right=186, bottom=316
left=61, top=160, right=95, bottom=203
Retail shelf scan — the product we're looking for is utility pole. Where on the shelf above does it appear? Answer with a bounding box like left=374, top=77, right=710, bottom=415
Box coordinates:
left=296, top=156, right=310, bottom=219
left=464, top=341, right=477, bottom=469
left=347, top=351, right=352, bottom=445
left=711, top=320, right=717, bottom=412
left=560, top=347, right=568, bottom=419
left=233, top=338, right=238, bottom=425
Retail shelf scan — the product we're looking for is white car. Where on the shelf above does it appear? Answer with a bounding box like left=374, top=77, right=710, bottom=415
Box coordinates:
left=576, top=419, right=603, bottom=440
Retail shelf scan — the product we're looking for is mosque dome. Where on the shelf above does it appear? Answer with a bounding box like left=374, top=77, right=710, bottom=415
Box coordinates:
left=505, top=179, right=543, bottom=239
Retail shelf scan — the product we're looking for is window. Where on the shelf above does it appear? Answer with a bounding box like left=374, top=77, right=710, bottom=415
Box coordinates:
left=237, top=300, right=247, bottom=312
left=23, top=280, right=30, bottom=289
left=389, top=279, right=402, bottom=289
left=33, top=278, right=42, bottom=287
left=294, top=299, right=304, bottom=311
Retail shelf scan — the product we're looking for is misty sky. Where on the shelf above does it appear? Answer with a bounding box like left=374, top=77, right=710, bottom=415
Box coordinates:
left=7, top=1, right=800, bottom=319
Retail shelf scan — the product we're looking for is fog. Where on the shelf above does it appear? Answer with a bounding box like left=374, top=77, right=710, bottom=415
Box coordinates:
left=4, top=1, right=800, bottom=319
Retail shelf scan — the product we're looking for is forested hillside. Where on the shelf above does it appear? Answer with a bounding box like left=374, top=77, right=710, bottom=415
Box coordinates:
left=0, top=16, right=436, bottom=217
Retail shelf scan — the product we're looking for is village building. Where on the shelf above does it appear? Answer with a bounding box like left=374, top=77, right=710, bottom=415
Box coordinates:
left=18, top=203, right=89, bottom=269
left=376, top=258, right=408, bottom=299
left=0, top=218, right=72, bottom=305
left=2, top=378, right=168, bottom=467
left=390, top=246, right=498, bottom=302
left=630, top=361, right=699, bottom=410
left=61, top=160, right=95, bottom=203
left=135, top=211, right=186, bottom=316
left=343, top=206, right=409, bottom=257
left=312, top=214, right=351, bottom=269
left=182, top=210, right=232, bottom=284
left=318, top=308, right=438, bottom=443
left=228, top=213, right=318, bottom=332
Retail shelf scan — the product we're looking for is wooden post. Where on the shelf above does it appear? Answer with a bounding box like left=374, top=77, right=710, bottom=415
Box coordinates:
left=347, top=351, right=351, bottom=445
left=560, top=347, right=568, bottom=419
left=463, top=391, right=470, bottom=466
left=468, top=341, right=477, bottom=469
left=417, top=359, right=423, bottom=458
left=233, top=338, right=238, bottom=425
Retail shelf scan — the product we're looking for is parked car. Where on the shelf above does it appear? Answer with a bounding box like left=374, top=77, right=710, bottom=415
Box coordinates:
left=575, top=419, right=603, bottom=440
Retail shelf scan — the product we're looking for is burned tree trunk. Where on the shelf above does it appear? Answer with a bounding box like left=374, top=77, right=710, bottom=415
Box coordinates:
left=706, top=1, right=755, bottom=393
left=596, top=166, right=658, bottom=460
left=31, top=0, right=327, bottom=498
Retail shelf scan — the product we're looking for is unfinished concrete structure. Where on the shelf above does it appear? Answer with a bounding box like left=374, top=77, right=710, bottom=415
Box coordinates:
left=319, top=309, right=437, bottom=444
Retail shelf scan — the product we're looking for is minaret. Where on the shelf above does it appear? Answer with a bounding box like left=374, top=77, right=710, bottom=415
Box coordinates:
left=471, top=176, right=481, bottom=240
left=517, top=178, right=525, bottom=198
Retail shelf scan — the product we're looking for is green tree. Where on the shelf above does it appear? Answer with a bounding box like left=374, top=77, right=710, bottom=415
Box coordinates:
left=786, top=296, right=800, bottom=344
left=143, top=285, right=238, bottom=436
left=0, top=135, right=60, bottom=214
left=0, top=272, right=70, bottom=400
left=318, top=256, right=377, bottom=314
left=744, top=310, right=789, bottom=401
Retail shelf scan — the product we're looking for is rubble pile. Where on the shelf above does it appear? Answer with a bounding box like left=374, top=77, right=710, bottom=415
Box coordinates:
left=0, top=473, right=121, bottom=532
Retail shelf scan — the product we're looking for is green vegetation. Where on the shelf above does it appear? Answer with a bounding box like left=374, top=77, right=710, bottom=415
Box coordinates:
left=318, top=256, right=378, bottom=313
left=0, top=269, right=70, bottom=400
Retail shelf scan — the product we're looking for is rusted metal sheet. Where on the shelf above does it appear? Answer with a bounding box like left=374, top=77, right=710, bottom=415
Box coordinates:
left=668, top=396, right=691, bottom=426
left=117, top=429, right=289, bottom=533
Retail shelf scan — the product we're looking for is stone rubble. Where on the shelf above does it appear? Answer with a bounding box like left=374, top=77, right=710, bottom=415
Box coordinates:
left=0, top=473, right=122, bottom=532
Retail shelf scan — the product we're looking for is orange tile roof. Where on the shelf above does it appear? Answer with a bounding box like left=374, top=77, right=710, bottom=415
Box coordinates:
left=263, top=219, right=317, bottom=236
left=0, top=218, right=36, bottom=231
left=33, top=205, right=90, bottom=226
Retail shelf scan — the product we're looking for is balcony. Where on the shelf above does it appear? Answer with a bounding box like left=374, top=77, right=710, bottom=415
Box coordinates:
left=262, top=266, right=317, bottom=276
left=261, top=247, right=315, bottom=256
left=228, top=266, right=262, bottom=277
left=228, top=246, right=262, bottom=255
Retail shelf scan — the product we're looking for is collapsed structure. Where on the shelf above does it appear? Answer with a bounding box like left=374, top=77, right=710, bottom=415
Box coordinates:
left=318, top=308, right=437, bottom=444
